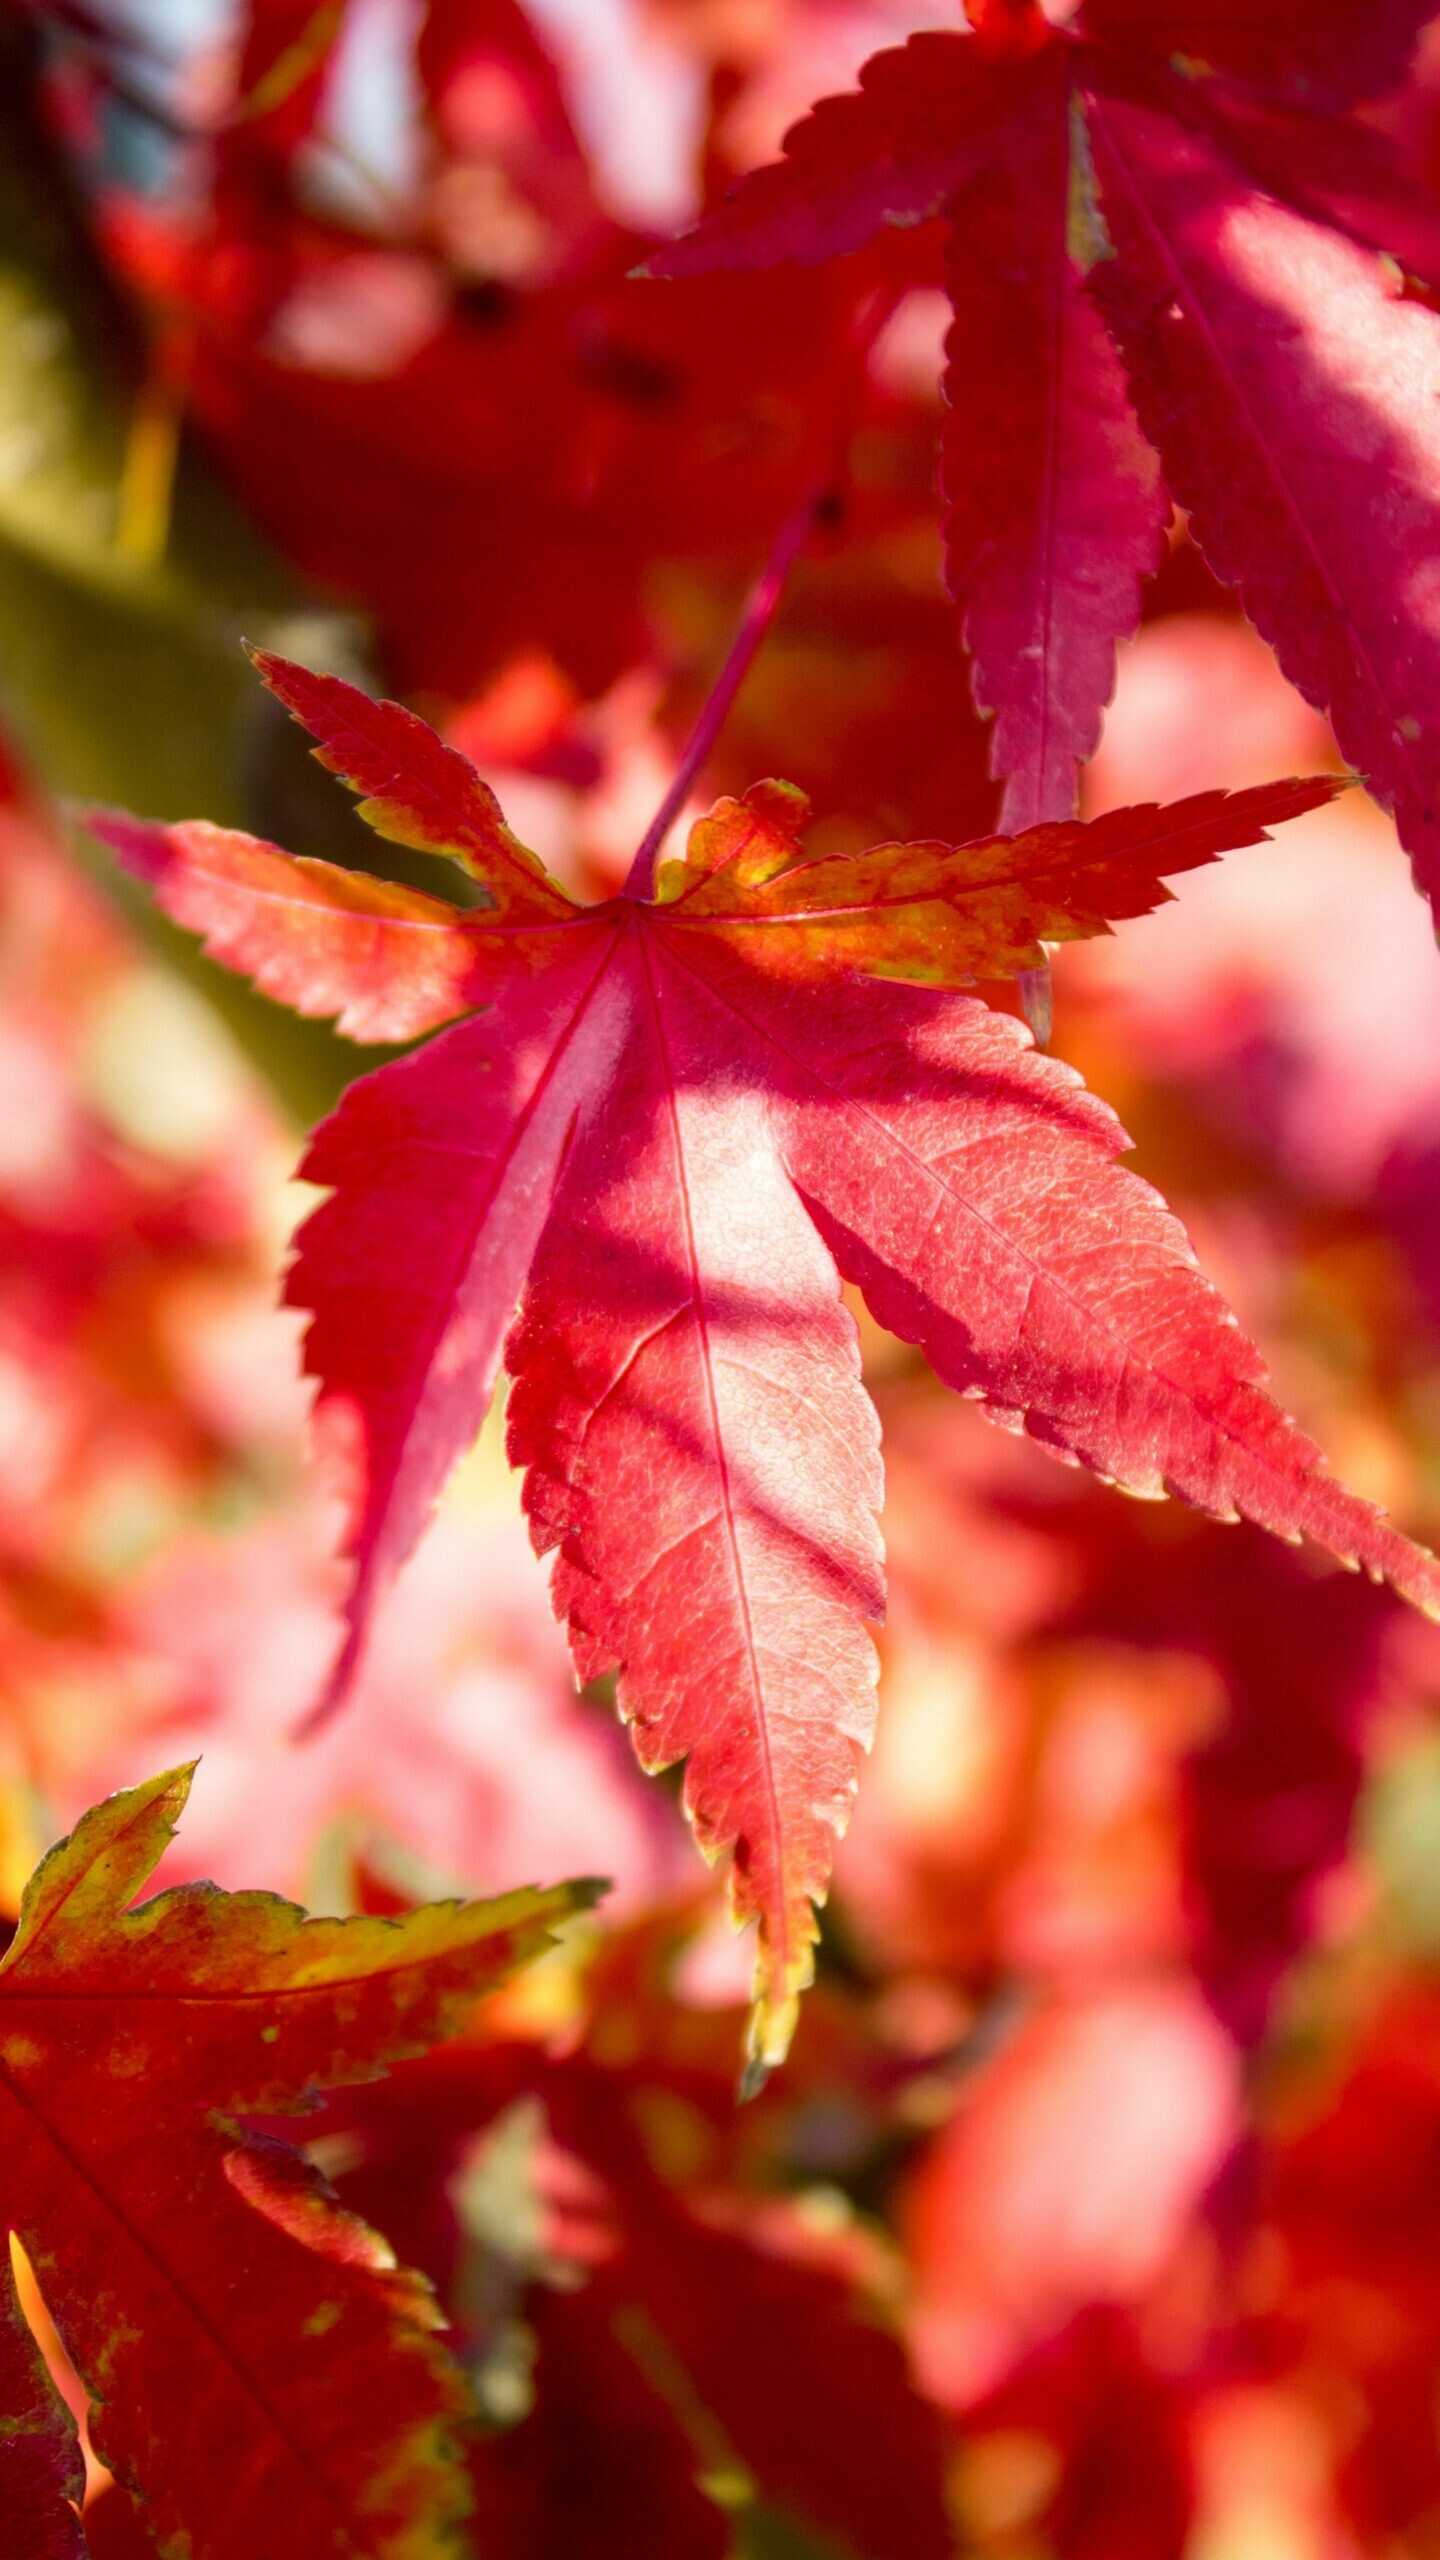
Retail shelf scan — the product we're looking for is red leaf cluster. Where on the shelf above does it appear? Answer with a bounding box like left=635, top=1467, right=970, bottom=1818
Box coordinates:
left=6, top=1, right=1440, bottom=2552
left=653, top=0, right=1440, bottom=882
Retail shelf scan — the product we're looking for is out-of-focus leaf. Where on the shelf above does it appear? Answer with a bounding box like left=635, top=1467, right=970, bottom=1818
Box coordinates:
left=0, top=1763, right=601, bottom=2558
left=0, top=46, right=363, bottom=1122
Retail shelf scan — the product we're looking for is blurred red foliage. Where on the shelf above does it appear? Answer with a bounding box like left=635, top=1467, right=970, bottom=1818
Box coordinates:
left=6, top=0, right=1440, bottom=2550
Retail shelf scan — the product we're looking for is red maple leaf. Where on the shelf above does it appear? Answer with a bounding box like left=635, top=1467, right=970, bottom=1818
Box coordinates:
left=646, top=0, right=1440, bottom=884
left=0, top=1762, right=597, bottom=2558
left=86, top=652, right=1440, bottom=2080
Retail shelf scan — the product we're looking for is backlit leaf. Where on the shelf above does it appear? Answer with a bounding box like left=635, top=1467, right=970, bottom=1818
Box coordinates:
left=92, top=662, right=1440, bottom=2081
left=647, top=3, right=1440, bottom=898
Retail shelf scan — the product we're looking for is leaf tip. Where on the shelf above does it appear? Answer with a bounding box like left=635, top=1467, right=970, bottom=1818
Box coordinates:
left=241, top=635, right=280, bottom=686
left=740, top=1970, right=802, bottom=2100
left=138, top=1758, right=201, bottom=1813
left=737, top=2051, right=772, bottom=2104
left=131, top=1759, right=201, bottom=1845
left=244, top=639, right=287, bottom=691
left=745, top=776, right=812, bottom=836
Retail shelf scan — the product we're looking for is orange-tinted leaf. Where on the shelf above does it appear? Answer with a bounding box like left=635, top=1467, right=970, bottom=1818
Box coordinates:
left=657, top=774, right=1342, bottom=984
left=248, top=651, right=579, bottom=917
left=83, top=811, right=514, bottom=1042
left=0, top=1766, right=600, bottom=2559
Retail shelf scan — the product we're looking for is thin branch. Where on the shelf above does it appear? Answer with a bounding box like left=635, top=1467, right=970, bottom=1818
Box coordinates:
left=623, top=283, right=900, bottom=902
left=623, top=482, right=836, bottom=901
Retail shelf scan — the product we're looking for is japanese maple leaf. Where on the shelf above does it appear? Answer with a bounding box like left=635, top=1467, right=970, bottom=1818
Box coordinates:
left=86, top=652, right=1440, bottom=2081
left=646, top=0, right=1440, bottom=882
left=0, top=1762, right=597, bottom=2560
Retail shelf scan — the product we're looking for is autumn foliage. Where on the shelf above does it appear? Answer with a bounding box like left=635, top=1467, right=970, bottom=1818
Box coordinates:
left=6, top=1, right=1440, bottom=2554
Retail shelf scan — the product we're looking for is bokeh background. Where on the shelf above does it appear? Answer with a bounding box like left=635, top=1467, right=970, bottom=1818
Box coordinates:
left=7, top=4, right=1440, bottom=2553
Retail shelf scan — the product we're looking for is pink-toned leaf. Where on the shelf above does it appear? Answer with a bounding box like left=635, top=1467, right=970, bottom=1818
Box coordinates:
left=505, top=932, right=884, bottom=2084
left=940, top=61, right=1168, bottom=828
left=641, top=32, right=1008, bottom=275
left=1081, top=0, right=1436, bottom=111
left=116, top=674, right=1440, bottom=2066
left=904, top=1981, right=1239, bottom=2404
left=644, top=18, right=1440, bottom=907
left=289, top=923, right=622, bottom=1715
left=84, top=809, right=512, bottom=1042
left=699, top=942, right=1440, bottom=1615
left=1089, top=92, right=1440, bottom=924
left=248, top=649, right=577, bottom=916
left=1189, top=84, right=1440, bottom=292
left=69, top=1505, right=691, bottom=1921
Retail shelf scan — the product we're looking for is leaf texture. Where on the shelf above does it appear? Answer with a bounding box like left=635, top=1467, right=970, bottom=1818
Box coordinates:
left=289, top=928, right=623, bottom=1716
left=645, top=5, right=1440, bottom=901
left=1081, top=0, right=1436, bottom=110
left=940, top=69, right=1167, bottom=829
left=83, top=811, right=513, bottom=1043
left=505, top=930, right=886, bottom=2077
left=97, top=662, right=1440, bottom=2076
left=658, top=776, right=1342, bottom=982
left=641, top=33, right=1011, bottom=273
left=1187, top=86, right=1440, bottom=290
left=736, top=956, right=1440, bottom=1611
left=0, top=1764, right=597, bottom=2559
left=1089, top=93, right=1440, bottom=919
left=247, top=648, right=576, bottom=915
